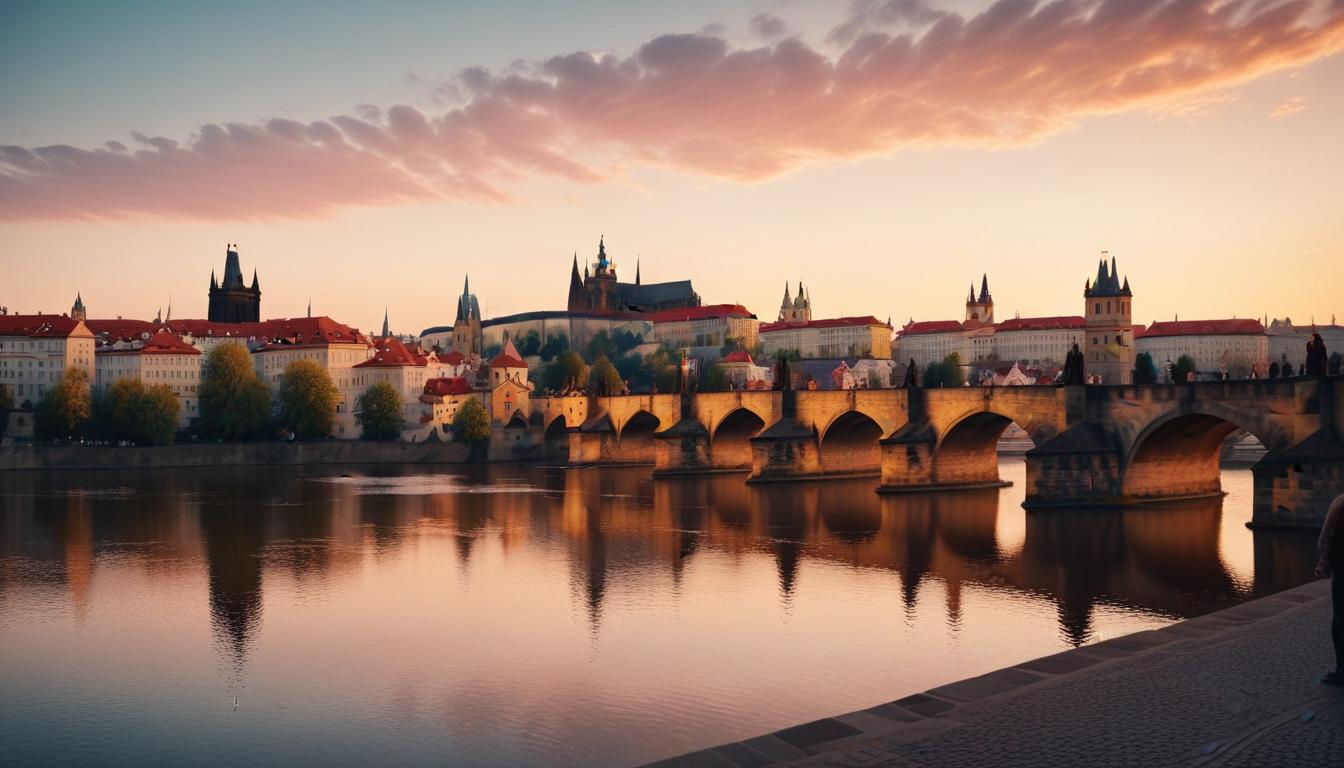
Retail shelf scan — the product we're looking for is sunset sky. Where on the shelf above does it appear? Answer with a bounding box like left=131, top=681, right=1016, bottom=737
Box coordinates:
left=3, top=0, right=1342, bottom=336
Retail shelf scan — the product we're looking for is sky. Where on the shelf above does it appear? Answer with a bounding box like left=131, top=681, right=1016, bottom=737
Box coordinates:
left=2, top=0, right=1343, bottom=336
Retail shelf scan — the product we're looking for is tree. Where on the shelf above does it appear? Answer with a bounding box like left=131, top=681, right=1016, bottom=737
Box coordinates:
left=88, top=378, right=179, bottom=445
left=704, top=363, right=728, bottom=391
left=1172, top=354, right=1197, bottom=383
left=539, top=333, right=569, bottom=362
left=1330, top=352, right=1343, bottom=376
left=612, top=328, right=643, bottom=356
left=452, top=397, right=491, bottom=445
left=1133, top=352, right=1159, bottom=385
left=517, top=330, right=543, bottom=358
left=35, top=367, right=92, bottom=440
left=587, top=354, right=624, bottom=395
left=541, top=350, right=588, bottom=392
left=355, top=381, right=403, bottom=440
left=584, top=331, right=618, bottom=362
left=277, top=358, right=339, bottom=440
left=199, top=343, right=271, bottom=440
left=923, top=353, right=965, bottom=388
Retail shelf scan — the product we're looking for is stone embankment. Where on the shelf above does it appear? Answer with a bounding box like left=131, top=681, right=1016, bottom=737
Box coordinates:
left=649, top=578, right=1341, bottom=768
left=0, top=439, right=472, bottom=471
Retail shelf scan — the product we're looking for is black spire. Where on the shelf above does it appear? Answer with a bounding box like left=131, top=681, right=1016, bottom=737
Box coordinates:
left=251, top=269, right=260, bottom=291
left=210, top=270, right=218, bottom=290
left=979, top=273, right=991, bottom=302
left=635, top=258, right=641, bottom=285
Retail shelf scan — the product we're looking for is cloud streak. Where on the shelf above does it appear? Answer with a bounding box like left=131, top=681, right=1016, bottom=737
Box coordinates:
left=3, top=0, right=1343, bottom=221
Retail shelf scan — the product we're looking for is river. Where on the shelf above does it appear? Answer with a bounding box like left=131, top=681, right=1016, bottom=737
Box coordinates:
left=0, top=459, right=1319, bottom=766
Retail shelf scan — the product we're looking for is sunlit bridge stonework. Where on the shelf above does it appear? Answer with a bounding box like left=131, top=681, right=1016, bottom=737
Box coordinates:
left=5, top=1, right=1344, bottom=766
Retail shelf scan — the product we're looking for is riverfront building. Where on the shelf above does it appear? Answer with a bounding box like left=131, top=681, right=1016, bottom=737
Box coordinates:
left=352, top=336, right=459, bottom=430
left=760, top=316, right=892, bottom=360
left=94, top=331, right=203, bottom=428
left=1135, top=319, right=1269, bottom=379
left=0, top=311, right=95, bottom=405
left=647, top=304, right=759, bottom=350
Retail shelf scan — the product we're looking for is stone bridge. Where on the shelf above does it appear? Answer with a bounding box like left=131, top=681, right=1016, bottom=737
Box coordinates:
left=530, top=376, right=1344, bottom=526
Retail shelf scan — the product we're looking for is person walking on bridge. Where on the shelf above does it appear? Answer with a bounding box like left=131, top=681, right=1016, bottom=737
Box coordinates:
left=1316, top=492, right=1344, bottom=685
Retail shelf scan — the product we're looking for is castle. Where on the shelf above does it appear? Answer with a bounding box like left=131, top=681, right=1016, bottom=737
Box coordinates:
left=566, top=237, right=700, bottom=314
left=207, top=244, right=261, bottom=323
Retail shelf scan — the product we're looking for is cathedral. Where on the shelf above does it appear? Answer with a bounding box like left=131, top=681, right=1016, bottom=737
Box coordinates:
left=566, top=237, right=700, bottom=314
left=777, top=281, right=812, bottom=323
left=207, top=244, right=261, bottom=323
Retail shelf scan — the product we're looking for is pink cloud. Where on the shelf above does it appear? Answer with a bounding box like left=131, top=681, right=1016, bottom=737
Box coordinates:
left=1270, top=95, right=1308, bottom=116
left=3, top=0, right=1343, bottom=221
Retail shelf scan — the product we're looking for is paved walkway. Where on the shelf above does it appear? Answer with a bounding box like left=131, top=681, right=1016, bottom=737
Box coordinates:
left=648, top=579, right=1342, bottom=768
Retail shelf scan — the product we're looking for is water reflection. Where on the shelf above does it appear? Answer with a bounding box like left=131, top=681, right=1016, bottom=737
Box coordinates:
left=0, top=461, right=1320, bottom=768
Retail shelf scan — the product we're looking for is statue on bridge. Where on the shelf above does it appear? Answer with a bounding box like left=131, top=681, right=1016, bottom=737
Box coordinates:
left=1307, top=332, right=1329, bottom=377
left=903, top=358, right=918, bottom=388
left=1061, top=343, right=1086, bottom=386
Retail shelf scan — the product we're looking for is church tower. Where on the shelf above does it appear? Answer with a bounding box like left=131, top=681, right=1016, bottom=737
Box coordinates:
left=777, top=281, right=812, bottom=323
left=452, top=275, right=482, bottom=357
left=1083, top=252, right=1134, bottom=384
left=207, top=244, right=261, bottom=323
left=70, top=293, right=86, bottom=322
left=965, top=274, right=994, bottom=323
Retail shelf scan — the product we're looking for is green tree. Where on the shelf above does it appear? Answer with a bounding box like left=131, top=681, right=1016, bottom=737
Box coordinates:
left=355, top=381, right=403, bottom=440
left=924, top=353, right=965, bottom=388
left=517, top=330, right=543, bottom=357
left=90, top=378, right=178, bottom=445
left=587, top=354, right=624, bottom=395
left=541, top=350, right=588, bottom=392
left=1133, top=352, right=1159, bottom=385
left=452, top=397, right=491, bottom=445
left=199, top=343, right=271, bottom=440
left=612, top=329, right=643, bottom=355
left=539, top=333, right=569, bottom=362
left=584, top=331, right=618, bottom=362
left=35, top=367, right=92, bottom=440
left=277, top=358, right=339, bottom=440
left=0, top=382, right=13, bottom=411
left=483, top=343, right=503, bottom=360
left=704, top=362, right=728, bottom=391
left=1172, top=354, right=1197, bottom=383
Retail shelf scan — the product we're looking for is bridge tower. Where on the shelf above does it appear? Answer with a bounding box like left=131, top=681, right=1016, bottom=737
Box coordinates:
left=1083, top=253, right=1134, bottom=384
left=965, top=274, right=994, bottom=323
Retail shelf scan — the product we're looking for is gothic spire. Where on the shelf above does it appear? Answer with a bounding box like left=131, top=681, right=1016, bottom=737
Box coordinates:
left=635, top=258, right=641, bottom=285
left=969, top=283, right=976, bottom=303
left=210, top=270, right=218, bottom=290
left=782, top=281, right=792, bottom=304
left=1109, top=255, right=1118, bottom=290
left=381, top=308, right=389, bottom=338
left=251, top=268, right=260, bottom=291
left=307, top=297, right=311, bottom=318
left=979, top=273, right=991, bottom=302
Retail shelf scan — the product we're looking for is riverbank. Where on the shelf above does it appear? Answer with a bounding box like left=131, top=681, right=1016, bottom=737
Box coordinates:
left=0, top=439, right=474, bottom=471
left=647, top=577, right=1341, bottom=767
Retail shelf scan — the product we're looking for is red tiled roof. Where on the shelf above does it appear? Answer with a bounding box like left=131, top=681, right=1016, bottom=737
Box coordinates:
left=1139, top=319, right=1265, bottom=338
left=441, top=350, right=465, bottom=365
left=489, top=339, right=526, bottom=369
left=761, top=315, right=889, bottom=332
left=0, top=314, right=90, bottom=338
left=722, top=350, right=755, bottom=364
left=86, top=318, right=162, bottom=341
left=995, top=315, right=1086, bottom=332
left=423, top=377, right=475, bottom=396
left=645, top=304, right=756, bottom=323
left=98, top=330, right=201, bottom=356
left=897, top=320, right=964, bottom=336
left=354, top=336, right=427, bottom=368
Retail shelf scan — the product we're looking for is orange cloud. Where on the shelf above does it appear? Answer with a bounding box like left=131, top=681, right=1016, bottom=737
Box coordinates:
left=3, top=0, right=1342, bottom=221
left=1270, top=95, right=1308, bottom=116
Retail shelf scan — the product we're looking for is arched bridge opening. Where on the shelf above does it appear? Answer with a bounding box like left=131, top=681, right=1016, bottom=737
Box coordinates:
left=819, top=411, right=885, bottom=477
left=543, top=416, right=570, bottom=461
left=936, top=412, right=1028, bottom=488
left=1123, top=413, right=1251, bottom=501
left=611, top=411, right=660, bottom=464
left=710, top=408, right=767, bottom=470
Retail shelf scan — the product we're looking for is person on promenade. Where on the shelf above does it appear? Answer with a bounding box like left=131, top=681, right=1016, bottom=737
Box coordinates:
left=1316, top=493, right=1344, bottom=686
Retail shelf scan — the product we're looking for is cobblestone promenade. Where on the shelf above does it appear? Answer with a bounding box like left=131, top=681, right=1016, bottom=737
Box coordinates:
left=649, top=578, right=1341, bottom=768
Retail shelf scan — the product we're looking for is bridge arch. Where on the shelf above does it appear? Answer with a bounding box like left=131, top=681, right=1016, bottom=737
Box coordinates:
left=543, top=415, right=570, bottom=460
left=1121, top=405, right=1275, bottom=501
left=933, top=410, right=1029, bottom=487
left=818, top=411, right=885, bottom=476
left=612, top=410, right=660, bottom=464
left=708, top=407, right=767, bottom=470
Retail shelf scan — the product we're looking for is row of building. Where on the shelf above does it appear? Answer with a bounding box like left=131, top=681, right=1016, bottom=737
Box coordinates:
left=893, top=263, right=1340, bottom=383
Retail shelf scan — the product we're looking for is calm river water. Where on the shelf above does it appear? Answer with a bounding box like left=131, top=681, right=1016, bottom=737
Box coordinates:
left=0, top=459, right=1320, bottom=767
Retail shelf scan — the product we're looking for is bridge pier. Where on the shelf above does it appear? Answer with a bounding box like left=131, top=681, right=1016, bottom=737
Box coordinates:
left=1249, top=438, right=1344, bottom=528
left=652, top=420, right=713, bottom=476
left=747, top=417, right=822, bottom=482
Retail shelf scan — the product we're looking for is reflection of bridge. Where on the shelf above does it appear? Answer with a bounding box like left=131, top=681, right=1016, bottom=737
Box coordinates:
left=530, top=377, right=1344, bottom=526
